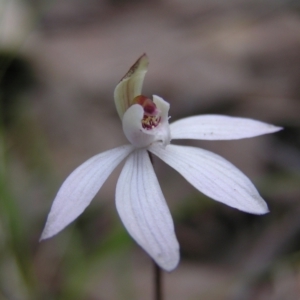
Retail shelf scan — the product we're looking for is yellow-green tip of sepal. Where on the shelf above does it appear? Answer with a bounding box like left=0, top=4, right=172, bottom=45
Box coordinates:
left=114, top=54, right=149, bottom=119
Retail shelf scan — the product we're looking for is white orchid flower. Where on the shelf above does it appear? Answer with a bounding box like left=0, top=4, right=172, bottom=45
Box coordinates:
left=41, top=54, right=282, bottom=271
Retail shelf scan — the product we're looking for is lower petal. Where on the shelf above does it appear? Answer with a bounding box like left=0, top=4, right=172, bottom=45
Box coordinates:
left=116, top=149, right=179, bottom=271
left=150, top=144, right=269, bottom=214
left=41, top=145, right=134, bottom=240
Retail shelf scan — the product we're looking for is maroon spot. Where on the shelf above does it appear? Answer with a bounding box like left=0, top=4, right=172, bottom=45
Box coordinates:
left=133, top=95, right=157, bottom=115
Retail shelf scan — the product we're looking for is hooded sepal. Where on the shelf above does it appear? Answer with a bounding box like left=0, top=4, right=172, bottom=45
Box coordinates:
left=114, top=54, right=149, bottom=119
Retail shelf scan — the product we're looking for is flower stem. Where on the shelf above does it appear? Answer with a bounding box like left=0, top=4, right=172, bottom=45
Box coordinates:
left=153, top=260, right=163, bottom=300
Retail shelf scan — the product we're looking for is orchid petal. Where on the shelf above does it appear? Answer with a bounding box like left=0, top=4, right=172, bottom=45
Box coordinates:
left=114, top=54, right=149, bottom=119
left=170, top=115, right=282, bottom=140
left=153, top=95, right=170, bottom=125
left=41, top=145, right=134, bottom=240
left=116, top=149, right=179, bottom=271
left=150, top=144, right=268, bottom=214
left=153, top=95, right=171, bottom=147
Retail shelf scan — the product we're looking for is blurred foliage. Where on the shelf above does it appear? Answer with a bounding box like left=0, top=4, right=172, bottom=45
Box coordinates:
left=0, top=53, right=134, bottom=299
left=0, top=51, right=35, bottom=127
left=1, top=0, right=300, bottom=299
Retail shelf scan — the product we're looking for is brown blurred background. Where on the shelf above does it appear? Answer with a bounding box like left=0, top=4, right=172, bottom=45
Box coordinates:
left=1, top=0, right=300, bottom=299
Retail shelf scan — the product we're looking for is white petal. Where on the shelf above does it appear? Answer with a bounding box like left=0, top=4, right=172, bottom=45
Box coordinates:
left=41, top=145, right=134, bottom=240
left=116, top=149, right=179, bottom=271
left=114, top=54, right=149, bottom=119
left=153, top=95, right=170, bottom=125
left=170, top=115, right=282, bottom=140
left=150, top=144, right=269, bottom=214
left=153, top=95, right=171, bottom=147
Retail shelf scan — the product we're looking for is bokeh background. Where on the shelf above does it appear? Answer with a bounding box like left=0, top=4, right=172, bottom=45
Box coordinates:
left=1, top=0, right=300, bottom=299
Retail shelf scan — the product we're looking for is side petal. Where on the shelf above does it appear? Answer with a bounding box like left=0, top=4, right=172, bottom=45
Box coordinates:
left=153, top=95, right=171, bottom=147
left=149, top=144, right=269, bottom=214
left=41, top=145, right=134, bottom=240
left=116, top=149, right=179, bottom=271
left=114, top=54, right=149, bottom=119
left=170, top=115, right=282, bottom=140
left=153, top=95, right=170, bottom=125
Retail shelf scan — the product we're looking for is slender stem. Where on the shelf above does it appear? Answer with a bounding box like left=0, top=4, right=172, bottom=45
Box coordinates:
left=153, top=260, right=162, bottom=300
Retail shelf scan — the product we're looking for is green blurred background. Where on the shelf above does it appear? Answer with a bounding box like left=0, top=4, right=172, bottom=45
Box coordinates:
left=1, top=0, right=300, bottom=299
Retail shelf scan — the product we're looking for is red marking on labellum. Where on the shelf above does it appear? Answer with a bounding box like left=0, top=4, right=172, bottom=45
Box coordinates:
left=133, top=95, right=157, bottom=115
left=133, top=95, right=161, bottom=130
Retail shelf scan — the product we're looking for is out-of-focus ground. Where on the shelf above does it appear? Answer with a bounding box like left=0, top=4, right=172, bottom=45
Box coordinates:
left=1, top=0, right=300, bottom=299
